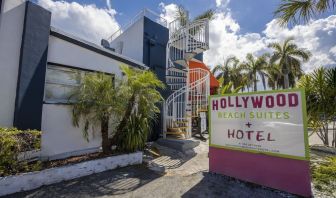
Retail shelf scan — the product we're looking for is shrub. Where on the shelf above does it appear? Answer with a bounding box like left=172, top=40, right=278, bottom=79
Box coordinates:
left=72, top=65, right=164, bottom=154
left=0, top=128, right=41, bottom=176
left=116, top=114, right=150, bottom=152
left=312, top=156, right=336, bottom=196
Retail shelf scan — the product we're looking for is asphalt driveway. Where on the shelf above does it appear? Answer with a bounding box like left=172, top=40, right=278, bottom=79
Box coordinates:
left=5, top=164, right=297, bottom=198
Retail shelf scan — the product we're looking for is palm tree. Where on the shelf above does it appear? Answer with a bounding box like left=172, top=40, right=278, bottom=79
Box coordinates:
left=266, top=63, right=282, bottom=90
left=175, top=5, right=215, bottom=25
left=240, top=75, right=252, bottom=92
left=297, top=67, right=336, bottom=146
left=71, top=66, right=165, bottom=153
left=212, top=56, right=239, bottom=83
left=240, top=53, right=268, bottom=92
left=217, top=78, right=242, bottom=94
left=71, top=72, right=121, bottom=154
left=211, top=56, right=248, bottom=92
left=230, top=61, right=246, bottom=90
left=111, top=66, right=165, bottom=152
left=268, top=37, right=311, bottom=89
left=275, top=0, right=336, bottom=26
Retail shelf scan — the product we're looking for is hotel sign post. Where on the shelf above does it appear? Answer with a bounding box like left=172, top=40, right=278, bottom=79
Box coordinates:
left=209, top=89, right=312, bottom=197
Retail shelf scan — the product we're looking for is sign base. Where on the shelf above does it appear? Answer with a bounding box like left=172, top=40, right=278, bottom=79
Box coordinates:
left=209, top=147, right=312, bottom=197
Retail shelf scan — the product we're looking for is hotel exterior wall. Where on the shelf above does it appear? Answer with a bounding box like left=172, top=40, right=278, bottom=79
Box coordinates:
left=110, top=17, right=144, bottom=63
left=47, top=35, right=125, bottom=76
left=41, top=34, right=141, bottom=159
left=41, top=104, right=102, bottom=160
left=0, top=0, right=25, bottom=127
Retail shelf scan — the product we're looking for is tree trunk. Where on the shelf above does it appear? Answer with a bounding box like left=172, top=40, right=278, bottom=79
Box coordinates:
left=333, top=120, right=336, bottom=148
left=101, top=117, right=111, bottom=154
left=254, top=79, right=257, bottom=92
left=324, top=122, right=329, bottom=146
left=110, top=94, right=136, bottom=146
left=320, top=119, right=329, bottom=146
left=284, top=73, right=289, bottom=89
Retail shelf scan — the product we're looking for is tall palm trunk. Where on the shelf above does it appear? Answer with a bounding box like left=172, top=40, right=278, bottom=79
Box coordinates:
left=254, top=74, right=257, bottom=92
left=101, top=117, right=111, bottom=154
left=110, top=94, right=136, bottom=146
left=284, top=73, right=290, bottom=89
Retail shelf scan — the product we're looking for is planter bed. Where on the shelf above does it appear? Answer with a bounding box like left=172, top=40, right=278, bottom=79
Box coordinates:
left=0, top=152, right=142, bottom=196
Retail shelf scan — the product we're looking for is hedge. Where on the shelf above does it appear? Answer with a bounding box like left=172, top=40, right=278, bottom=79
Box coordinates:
left=0, top=128, right=41, bottom=176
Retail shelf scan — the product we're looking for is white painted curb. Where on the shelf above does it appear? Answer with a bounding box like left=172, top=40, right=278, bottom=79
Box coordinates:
left=0, top=152, right=142, bottom=196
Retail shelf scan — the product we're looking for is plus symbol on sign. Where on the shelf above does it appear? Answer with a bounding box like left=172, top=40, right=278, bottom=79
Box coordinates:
left=246, top=122, right=252, bottom=128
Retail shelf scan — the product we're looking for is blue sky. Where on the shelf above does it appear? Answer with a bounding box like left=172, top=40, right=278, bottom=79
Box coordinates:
left=42, top=0, right=335, bottom=34
left=36, top=0, right=336, bottom=72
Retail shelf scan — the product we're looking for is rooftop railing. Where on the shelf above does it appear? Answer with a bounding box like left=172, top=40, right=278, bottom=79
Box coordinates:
left=107, top=8, right=167, bottom=42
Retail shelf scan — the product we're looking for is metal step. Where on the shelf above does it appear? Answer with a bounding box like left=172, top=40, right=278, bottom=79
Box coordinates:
left=168, top=127, right=188, bottom=130
left=185, top=52, right=197, bottom=61
left=166, top=131, right=185, bottom=135
left=174, top=59, right=187, bottom=67
left=174, top=121, right=189, bottom=124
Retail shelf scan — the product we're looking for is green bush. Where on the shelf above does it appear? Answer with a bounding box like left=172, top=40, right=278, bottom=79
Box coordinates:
left=116, top=114, right=150, bottom=152
left=0, top=127, right=41, bottom=176
left=312, top=157, right=336, bottom=196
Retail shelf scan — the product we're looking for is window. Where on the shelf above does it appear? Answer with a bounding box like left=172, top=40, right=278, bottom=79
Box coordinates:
left=44, top=65, right=115, bottom=103
left=44, top=65, right=83, bottom=103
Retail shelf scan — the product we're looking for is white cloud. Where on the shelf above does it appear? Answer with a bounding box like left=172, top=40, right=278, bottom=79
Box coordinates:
left=159, top=2, right=178, bottom=23
left=37, top=0, right=120, bottom=44
left=216, top=0, right=230, bottom=8
left=106, top=0, right=112, bottom=10
left=204, top=10, right=336, bottom=72
left=330, top=46, right=336, bottom=57
left=204, top=11, right=267, bottom=67
left=263, top=16, right=336, bottom=71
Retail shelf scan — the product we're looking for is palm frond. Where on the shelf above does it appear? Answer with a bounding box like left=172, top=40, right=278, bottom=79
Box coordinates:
left=288, top=48, right=312, bottom=61
left=175, top=5, right=189, bottom=26
left=316, top=0, right=336, bottom=12
left=274, top=0, right=315, bottom=26
left=193, top=9, right=215, bottom=21
left=268, top=42, right=283, bottom=53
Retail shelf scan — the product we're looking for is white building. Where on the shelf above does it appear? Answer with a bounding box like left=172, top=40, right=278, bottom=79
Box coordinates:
left=0, top=0, right=213, bottom=160
left=0, top=0, right=148, bottom=160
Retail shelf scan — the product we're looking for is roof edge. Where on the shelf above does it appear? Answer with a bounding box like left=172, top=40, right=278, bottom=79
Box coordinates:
left=50, top=26, right=149, bottom=70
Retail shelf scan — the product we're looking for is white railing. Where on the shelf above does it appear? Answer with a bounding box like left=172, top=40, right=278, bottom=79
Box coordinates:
left=189, top=68, right=210, bottom=117
left=163, top=17, right=210, bottom=139
left=166, top=18, right=209, bottom=72
left=163, top=68, right=210, bottom=138
left=186, top=19, right=209, bottom=53
left=107, top=9, right=167, bottom=42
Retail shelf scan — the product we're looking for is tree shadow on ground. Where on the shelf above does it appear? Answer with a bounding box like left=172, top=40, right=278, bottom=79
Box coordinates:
left=6, top=165, right=162, bottom=198
left=181, top=172, right=299, bottom=198
left=150, top=142, right=198, bottom=170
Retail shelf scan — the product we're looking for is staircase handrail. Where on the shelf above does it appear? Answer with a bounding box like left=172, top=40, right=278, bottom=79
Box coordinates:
left=165, top=68, right=209, bottom=105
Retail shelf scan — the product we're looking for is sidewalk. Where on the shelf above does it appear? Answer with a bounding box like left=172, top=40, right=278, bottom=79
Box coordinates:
left=6, top=138, right=299, bottom=198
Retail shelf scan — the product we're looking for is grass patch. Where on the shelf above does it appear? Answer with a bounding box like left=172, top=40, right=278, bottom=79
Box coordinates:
left=312, top=156, right=336, bottom=196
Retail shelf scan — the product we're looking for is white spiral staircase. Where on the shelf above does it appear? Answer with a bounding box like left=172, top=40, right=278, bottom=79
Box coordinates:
left=163, top=17, right=210, bottom=139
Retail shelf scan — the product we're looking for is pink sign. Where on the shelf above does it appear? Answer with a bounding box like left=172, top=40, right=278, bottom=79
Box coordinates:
left=209, top=89, right=312, bottom=197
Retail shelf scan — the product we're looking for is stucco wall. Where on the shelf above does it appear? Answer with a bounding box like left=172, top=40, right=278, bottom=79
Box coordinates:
left=110, top=17, right=144, bottom=63
left=41, top=104, right=102, bottom=160
left=48, top=35, right=125, bottom=76
left=41, top=35, right=135, bottom=159
left=0, top=0, right=25, bottom=127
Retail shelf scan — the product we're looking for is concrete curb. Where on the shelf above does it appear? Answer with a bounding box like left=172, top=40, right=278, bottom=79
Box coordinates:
left=0, top=152, right=143, bottom=196
left=311, top=145, right=336, bottom=154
